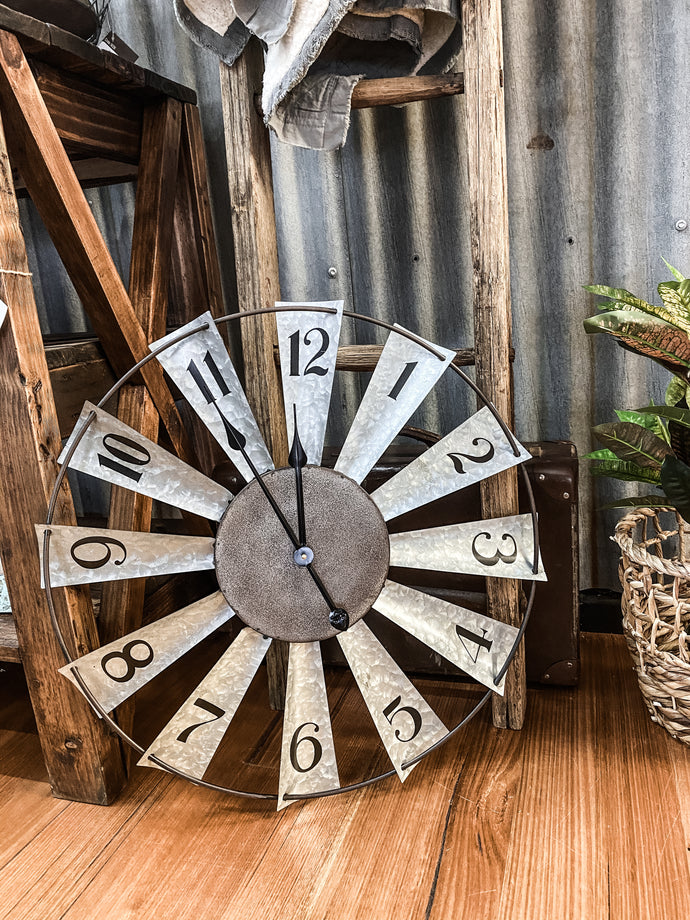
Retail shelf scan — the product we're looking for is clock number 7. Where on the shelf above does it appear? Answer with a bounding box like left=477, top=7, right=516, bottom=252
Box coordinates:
left=176, top=698, right=225, bottom=744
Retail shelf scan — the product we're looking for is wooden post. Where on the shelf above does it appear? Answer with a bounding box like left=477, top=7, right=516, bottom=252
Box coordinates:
left=98, top=98, right=182, bottom=767
left=0, top=109, right=126, bottom=802
left=220, top=39, right=289, bottom=708
left=461, top=0, right=525, bottom=728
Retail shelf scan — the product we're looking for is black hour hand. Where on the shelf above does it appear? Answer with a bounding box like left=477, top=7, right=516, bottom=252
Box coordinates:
left=288, top=405, right=308, bottom=547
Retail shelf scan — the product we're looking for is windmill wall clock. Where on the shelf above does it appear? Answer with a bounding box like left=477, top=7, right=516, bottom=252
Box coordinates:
left=37, top=303, right=545, bottom=809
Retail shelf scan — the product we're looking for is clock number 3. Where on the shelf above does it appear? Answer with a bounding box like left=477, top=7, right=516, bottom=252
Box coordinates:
left=471, top=532, right=518, bottom=567
left=289, top=327, right=330, bottom=377
left=289, top=722, right=323, bottom=773
left=382, top=696, right=422, bottom=743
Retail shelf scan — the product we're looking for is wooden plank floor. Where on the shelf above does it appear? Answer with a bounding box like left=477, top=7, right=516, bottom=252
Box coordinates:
left=0, top=633, right=689, bottom=920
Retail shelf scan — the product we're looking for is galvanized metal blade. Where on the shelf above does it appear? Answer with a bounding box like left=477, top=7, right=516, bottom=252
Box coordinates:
left=372, top=580, right=518, bottom=694
left=388, top=513, right=547, bottom=581
left=150, top=312, right=274, bottom=481
left=334, top=325, right=455, bottom=484
left=370, top=406, right=532, bottom=521
left=138, top=627, right=271, bottom=778
left=58, top=591, right=235, bottom=713
left=36, top=524, right=215, bottom=587
left=337, top=620, right=447, bottom=781
left=60, top=402, right=233, bottom=522
left=278, top=641, right=340, bottom=809
left=276, top=301, right=344, bottom=466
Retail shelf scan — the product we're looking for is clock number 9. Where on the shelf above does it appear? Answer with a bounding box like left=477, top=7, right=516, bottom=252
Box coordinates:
left=382, top=695, right=422, bottom=743
left=70, top=536, right=127, bottom=570
left=289, top=721, right=323, bottom=773
left=288, top=328, right=330, bottom=377
left=471, top=532, right=518, bottom=567
left=98, top=433, right=151, bottom=483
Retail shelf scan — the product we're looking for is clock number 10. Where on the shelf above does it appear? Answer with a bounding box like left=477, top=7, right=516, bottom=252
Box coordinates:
left=98, top=433, right=151, bottom=483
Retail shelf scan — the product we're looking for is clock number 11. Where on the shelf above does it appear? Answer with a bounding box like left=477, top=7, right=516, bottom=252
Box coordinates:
left=187, top=351, right=247, bottom=451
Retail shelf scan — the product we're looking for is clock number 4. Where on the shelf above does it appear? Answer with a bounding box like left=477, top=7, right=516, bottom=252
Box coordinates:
left=289, top=721, right=323, bottom=773
left=288, top=327, right=330, bottom=377
left=455, top=625, right=493, bottom=663
left=382, top=695, right=422, bottom=743
left=176, top=698, right=225, bottom=744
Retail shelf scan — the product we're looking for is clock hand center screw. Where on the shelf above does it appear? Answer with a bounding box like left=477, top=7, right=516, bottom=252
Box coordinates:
left=329, top=608, right=349, bottom=631
left=293, top=546, right=314, bottom=566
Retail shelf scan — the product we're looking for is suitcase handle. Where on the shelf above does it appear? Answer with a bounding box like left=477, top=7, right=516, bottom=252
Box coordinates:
left=398, top=425, right=441, bottom=447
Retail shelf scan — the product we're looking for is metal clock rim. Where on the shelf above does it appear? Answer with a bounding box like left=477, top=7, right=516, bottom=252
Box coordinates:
left=43, top=305, right=540, bottom=803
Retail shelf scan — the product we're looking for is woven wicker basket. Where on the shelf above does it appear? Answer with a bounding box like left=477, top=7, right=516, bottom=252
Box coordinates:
left=615, top=508, right=690, bottom=744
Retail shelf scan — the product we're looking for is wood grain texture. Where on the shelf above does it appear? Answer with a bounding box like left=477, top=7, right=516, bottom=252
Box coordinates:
left=0, top=106, right=125, bottom=803
left=221, top=39, right=289, bottom=709
left=0, top=635, right=689, bottom=919
left=351, top=72, right=465, bottom=109
left=461, top=0, right=524, bottom=730
left=273, top=343, right=514, bottom=372
left=0, top=613, right=19, bottom=662
left=0, top=29, right=195, bottom=467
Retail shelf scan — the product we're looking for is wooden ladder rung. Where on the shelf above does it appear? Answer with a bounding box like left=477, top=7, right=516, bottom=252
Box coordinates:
left=0, top=614, right=20, bottom=663
left=274, top=343, right=513, bottom=373
left=351, top=73, right=464, bottom=109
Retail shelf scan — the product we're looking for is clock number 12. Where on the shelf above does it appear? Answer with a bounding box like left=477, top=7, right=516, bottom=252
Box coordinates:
left=288, top=328, right=330, bottom=377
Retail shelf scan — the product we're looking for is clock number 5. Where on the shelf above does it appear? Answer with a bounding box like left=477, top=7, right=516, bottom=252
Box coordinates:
left=382, top=695, right=422, bottom=742
left=289, top=328, right=330, bottom=377
left=289, top=721, right=323, bottom=773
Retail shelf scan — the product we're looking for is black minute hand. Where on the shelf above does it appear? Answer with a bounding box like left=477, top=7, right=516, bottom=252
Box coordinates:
left=288, top=404, right=308, bottom=547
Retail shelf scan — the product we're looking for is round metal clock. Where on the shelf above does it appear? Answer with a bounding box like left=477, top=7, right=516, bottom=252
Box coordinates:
left=38, top=303, right=545, bottom=808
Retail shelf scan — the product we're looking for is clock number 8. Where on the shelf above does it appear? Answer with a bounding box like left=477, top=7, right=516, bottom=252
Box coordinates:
left=101, top=640, right=154, bottom=683
left=289, top=721, right=323, bottom=773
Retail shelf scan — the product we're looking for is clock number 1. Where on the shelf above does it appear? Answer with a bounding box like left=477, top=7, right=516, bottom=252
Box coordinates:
left=288, top=327, right=330, bottom=377
left=388, top=361, right=418, bottom=401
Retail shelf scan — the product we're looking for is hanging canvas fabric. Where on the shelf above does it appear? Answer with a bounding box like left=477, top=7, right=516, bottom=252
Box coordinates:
left=173, top=0, right=461, bottom=149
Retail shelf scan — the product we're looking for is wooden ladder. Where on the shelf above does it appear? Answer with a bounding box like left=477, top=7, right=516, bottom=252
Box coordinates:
left=220, top=0, right=525, bottom=729
left=0, top=10, right=224, bottom=802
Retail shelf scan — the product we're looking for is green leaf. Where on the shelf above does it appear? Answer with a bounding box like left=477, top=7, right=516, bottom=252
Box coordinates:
left=665, top=376, right=688, bottom=406
left=615, top=408, right=668, bottom=439
left=592, top=421, right=672, bottom=467
left=658, top=281, right=690, bottom=327
left=583, top=310, right=690, bottom=373
left=589, top=458, right=662, bottom=484
left=584, top=284, right=684, bottom=328
left=661, top=456, right=690, bottom=521
left=661, top=257, right=685, bottom=282
left=635, top=405, right=690, bottom=429
left=583, top=447, right=618, bottom=460
left=601, top=494, right=672, bottom=510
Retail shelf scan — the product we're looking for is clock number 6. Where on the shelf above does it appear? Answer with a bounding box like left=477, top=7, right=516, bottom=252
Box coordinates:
left=289, top=721, right=323, bottom=773
left=382, top=696, right=422, bottom=743
left=288, top=327, right=330, bottom=377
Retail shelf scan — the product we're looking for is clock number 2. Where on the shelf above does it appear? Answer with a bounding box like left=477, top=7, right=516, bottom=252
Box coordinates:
left=176, top=698, right=225, bottom=744
left=382, top=696, right=422, bottom=743
left=288, top=327, right=330, bottom=377
left=447, top=438, right=495, bottom=474
left=471, top=532, right=518, bottom=567
left=289, top=721, right=323, bottom=773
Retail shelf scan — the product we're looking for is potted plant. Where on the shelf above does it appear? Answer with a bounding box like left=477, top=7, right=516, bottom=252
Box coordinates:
left=584, top=262, right=690, bottom=743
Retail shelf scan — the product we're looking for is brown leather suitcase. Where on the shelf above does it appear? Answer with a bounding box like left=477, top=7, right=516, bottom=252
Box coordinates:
left=319, top=438, right=580, bottom=685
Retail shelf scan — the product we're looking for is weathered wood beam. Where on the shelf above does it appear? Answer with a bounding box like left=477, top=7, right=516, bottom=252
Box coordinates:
left=351, top=72, right=464, bottom=109
left=461, top=0, right=525, bottom=729
left=273, top=343, right=515, bottom=373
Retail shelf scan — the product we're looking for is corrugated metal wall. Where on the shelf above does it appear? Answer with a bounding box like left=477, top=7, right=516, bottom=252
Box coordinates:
left=23, top=0, right=690, bottom=587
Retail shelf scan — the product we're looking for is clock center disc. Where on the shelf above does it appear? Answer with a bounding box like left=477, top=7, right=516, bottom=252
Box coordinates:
left=214, top=466, right=390, bottom=642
